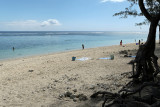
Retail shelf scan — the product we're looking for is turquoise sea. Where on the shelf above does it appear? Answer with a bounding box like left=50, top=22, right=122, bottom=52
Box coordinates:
left=0, top=31, right=152, bottom=60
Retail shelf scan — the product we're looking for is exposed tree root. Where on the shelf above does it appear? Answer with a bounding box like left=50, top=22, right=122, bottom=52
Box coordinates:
left=91, top=45, right=160, bottom=106
left=127, top=44, right=160, bottom=82
left=91, top=52, right=160, bottom=107
left=91, top=80, right=160, bottom=107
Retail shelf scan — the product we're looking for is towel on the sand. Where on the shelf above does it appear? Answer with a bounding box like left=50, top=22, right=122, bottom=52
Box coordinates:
left=99, top=57, right=111, bottom=60
left=124, top=55, right=136, bottom=58
left=130, top=56, right=136, bottom=58
left=76, top=57, right=91, bottom=61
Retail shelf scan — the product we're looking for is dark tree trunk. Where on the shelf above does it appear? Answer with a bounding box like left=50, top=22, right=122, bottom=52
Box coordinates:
left=91, top=1, right=160, bottom=106
left=129, top=0, right=160, bottom=82
left=131, top=19, right=159, bottom=81
left=159, top=25, right=160, bottom=44
left=91, top=0, right=160, bottom=106
left=145, top=19, right=159, bottom=53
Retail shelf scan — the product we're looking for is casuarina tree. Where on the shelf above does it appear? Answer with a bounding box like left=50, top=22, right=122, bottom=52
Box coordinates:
left=114, top=0, right=160, bottom=82
left=91, top=1, right=160, bottom=106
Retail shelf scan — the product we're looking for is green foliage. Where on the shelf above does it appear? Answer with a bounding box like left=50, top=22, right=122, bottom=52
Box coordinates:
left=114, top=0, right=160, bottom=26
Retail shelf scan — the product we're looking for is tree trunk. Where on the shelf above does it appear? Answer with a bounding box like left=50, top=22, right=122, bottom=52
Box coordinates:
left=131, top=19, right=159, bottom=81
left=159, top=25, right=160, bottom=44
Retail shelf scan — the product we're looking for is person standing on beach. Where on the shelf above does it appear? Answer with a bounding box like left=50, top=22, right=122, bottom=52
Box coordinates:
left=12, top=47, right=15, bottom=51
left=120, top=40, right=122, bottom=46
left=82, top=44, right=84, bottom=50
left=139, top=40, right=141, bottom=45
left=139, top=40, right=141, bottom=47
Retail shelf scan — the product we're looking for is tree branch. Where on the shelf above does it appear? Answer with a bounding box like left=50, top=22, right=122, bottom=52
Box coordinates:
left=157, top=13, right=160, bottom=20
left=138, top=0, right=152, bottom=22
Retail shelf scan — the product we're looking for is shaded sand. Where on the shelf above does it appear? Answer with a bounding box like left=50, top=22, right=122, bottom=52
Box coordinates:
left=1, top=43, right=159, bottom=107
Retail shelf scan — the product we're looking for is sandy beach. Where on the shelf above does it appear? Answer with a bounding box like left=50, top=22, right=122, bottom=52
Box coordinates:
left=1, top=43, right=159, bottom=107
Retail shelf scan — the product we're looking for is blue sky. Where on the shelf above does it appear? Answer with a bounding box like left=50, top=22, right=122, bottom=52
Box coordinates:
left=0, top=0, right=149, bottom=31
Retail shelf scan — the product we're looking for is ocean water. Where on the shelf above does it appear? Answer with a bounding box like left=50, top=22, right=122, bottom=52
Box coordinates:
left=0, top=31, right=151, bottom=60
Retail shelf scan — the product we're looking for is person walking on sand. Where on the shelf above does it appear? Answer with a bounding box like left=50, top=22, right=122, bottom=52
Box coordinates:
left=82, top=44, right=84, bottom=50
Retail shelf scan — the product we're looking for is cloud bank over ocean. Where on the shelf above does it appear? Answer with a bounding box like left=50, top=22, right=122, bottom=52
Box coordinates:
left=0, top=19, right=61, bottom=31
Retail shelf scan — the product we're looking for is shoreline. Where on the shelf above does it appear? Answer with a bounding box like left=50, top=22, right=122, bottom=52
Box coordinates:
left=0, top=43, right=136, bottom=62
left=0, top=43, right=141, bottom=107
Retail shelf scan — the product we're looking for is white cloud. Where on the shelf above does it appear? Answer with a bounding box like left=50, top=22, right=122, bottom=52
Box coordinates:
left=6, top=20, right=39, bottom=26
left=101, top=0, right=125, bottom=2
left=0, top=19, right=61, bottom=30
left=41, top=19, right=61, bottom=27
left=5, top=19, right=61, bottom=27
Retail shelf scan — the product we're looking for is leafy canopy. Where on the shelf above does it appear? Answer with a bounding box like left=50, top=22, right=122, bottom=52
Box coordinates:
left=114, top=0, right=160, bottom=25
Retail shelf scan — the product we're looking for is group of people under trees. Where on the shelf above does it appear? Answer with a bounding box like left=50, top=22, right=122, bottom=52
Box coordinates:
left=120, top=39, right=143, bottom=46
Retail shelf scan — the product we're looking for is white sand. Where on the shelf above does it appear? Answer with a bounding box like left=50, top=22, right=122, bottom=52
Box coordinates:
left=0, top=43, right=139, bottom=107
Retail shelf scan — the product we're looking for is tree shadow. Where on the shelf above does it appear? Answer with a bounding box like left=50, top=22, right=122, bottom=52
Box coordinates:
left=91, top=74, right=160, bottom=107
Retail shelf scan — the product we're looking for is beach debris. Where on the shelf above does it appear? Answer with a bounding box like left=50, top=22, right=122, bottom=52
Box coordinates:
left=59, top=91, right=88, bottom=102
left=119, top=49, right=137, bottom=56
left=67, top=87, right=71, bottom=90
left=97, top=83, right=109, bottom=90
left=68, top=77, right=77, bottom=81
left=28, top=70, right=34, bottom=72
left=88, top=85, right=96, bottom=90
left=47, top=83, right=54, bottom=89
left=61, top=74, right=79, bottom=82
left=119, top=49, right=137, bottom=58
left=59, top=94, right=65, bottom=98
left=70, top=94, right=77, bottom=99
left=0, top=64, right=3, bottom=66
left=54, top=80, right=59, bottom=82
left=73, top=99, right=77, bottom=102
left=73, top=89, right=77, bottom=93
left=78, top=94, right=88, bottom=101
left=64, top=91, right=72, bottom=97
left=119, top=50, right=128, bottom=54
